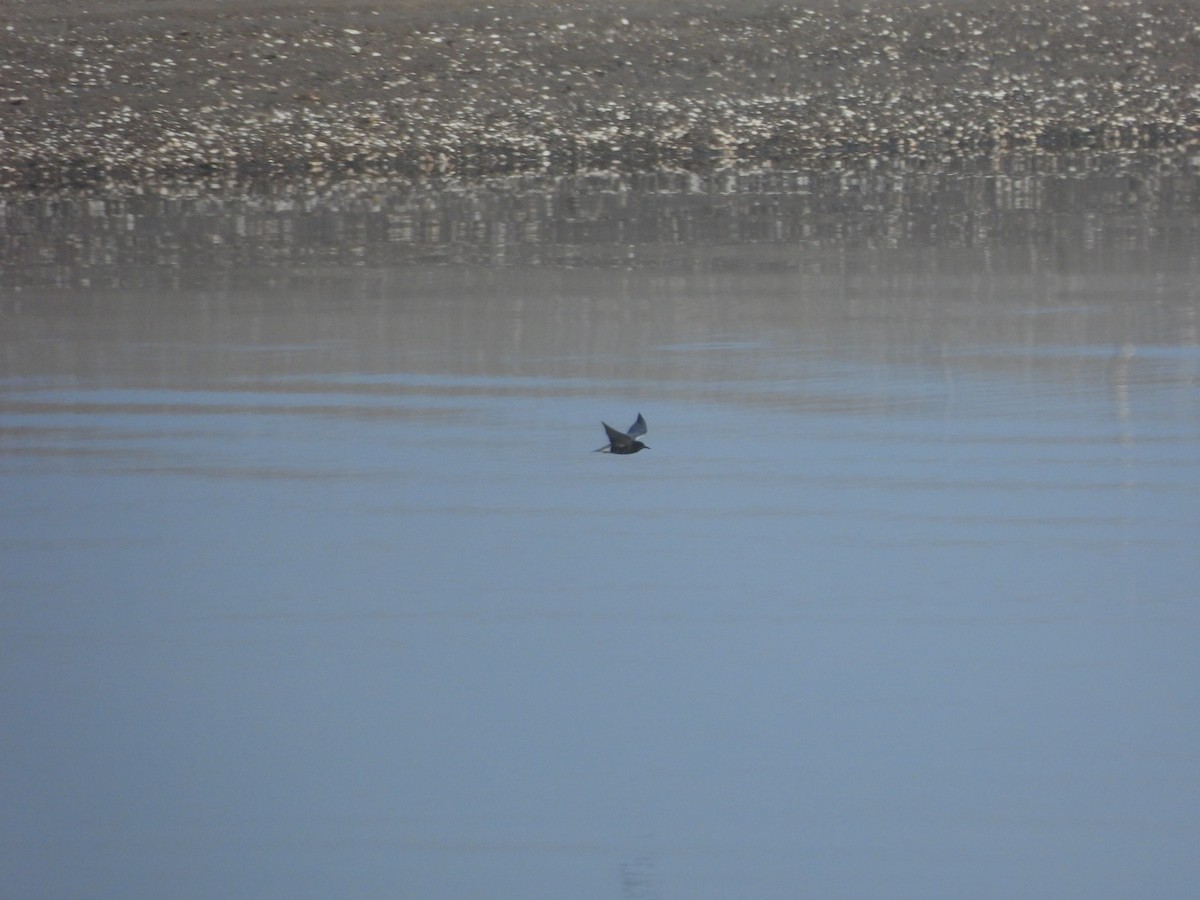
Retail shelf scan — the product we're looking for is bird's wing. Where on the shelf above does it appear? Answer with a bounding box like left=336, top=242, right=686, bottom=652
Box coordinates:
left=603, top=421, right=632, bottom=449
left=625, top=413, right=647, bottom=438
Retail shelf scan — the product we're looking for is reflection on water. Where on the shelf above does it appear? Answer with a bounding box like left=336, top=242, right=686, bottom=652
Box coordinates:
left=3, top=154, right=1199, bottom=288
left=3, top=155, right=1197, bottom=398
left=2, top=159, right=1200, bottom=899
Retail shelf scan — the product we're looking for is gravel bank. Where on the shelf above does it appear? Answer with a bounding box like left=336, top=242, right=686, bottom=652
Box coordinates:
left=2, top=0, right=1198, bottom=188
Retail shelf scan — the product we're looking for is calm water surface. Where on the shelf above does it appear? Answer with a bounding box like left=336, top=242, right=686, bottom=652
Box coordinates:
left=3, top=160, right=1200, bottom=898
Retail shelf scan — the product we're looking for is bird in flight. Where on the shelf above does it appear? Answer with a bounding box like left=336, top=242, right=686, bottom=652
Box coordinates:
left=596, top=413, right=649, bottom=454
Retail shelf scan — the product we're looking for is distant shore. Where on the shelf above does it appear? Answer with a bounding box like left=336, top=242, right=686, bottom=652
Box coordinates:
left=3, top=0, right=1198, bottom=189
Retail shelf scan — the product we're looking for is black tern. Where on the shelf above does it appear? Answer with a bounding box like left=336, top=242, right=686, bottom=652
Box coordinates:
left=596, top=413, right=649, bottom=454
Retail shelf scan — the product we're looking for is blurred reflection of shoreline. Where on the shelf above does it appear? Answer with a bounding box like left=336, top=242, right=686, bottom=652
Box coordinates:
left=2, top=154, right=1198, bottom=290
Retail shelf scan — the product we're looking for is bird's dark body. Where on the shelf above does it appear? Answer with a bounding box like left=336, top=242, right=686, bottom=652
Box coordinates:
left=597, top=414, right=649, bottom=454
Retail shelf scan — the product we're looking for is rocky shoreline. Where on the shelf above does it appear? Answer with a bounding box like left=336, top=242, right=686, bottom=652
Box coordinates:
left=2, top=0, right=1199, bottom=189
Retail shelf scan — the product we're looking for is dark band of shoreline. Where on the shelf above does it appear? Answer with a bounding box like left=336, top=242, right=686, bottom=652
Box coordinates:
left=2, top=0, right=1198, bottom=189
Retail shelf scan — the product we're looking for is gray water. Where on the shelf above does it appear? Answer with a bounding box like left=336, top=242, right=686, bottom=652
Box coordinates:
left=3, top=159, right=1200, bottom=898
